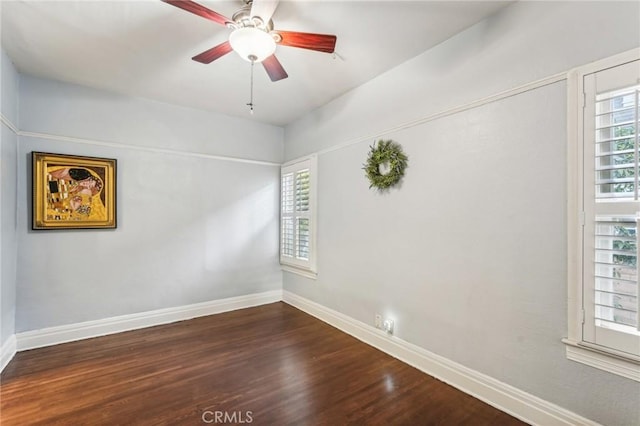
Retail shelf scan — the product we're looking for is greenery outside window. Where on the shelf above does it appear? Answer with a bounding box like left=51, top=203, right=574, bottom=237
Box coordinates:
left=566, top=49, right=640, bottom=382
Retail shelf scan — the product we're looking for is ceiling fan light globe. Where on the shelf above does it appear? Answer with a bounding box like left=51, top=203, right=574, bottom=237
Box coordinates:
left=229, top=27, right=276, bottom=63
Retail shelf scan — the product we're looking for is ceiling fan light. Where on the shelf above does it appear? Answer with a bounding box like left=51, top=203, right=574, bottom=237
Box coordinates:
left=229, top=27, right=276, bottom=63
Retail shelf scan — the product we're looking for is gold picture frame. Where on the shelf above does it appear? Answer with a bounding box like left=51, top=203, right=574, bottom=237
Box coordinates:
left=32, top=152, right=117, bottom=230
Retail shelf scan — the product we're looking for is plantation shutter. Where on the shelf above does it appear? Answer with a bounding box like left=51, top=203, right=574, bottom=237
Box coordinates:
left=583, top=59, right=640, bottom=356
left=295, top=169, right=310, bottom=260
left=280, top=157, right=316, bottom=273
left=281, top=173, right=295, bottom=257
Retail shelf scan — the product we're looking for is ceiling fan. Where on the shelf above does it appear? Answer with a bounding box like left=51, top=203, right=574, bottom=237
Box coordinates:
left=162, top=0, right=338, bottom=82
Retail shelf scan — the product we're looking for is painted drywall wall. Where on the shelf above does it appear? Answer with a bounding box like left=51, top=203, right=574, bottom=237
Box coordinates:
left=15, top=76, right=283, bottom=332
left=286, top=1, right=640, bottom=160
left=1, top=49, right=19, bottom=347
left=283, top=2, right=640, bottom=425
left=19, top=75, right=283, bottom=163
left=1, top=49, right=18, bottom=124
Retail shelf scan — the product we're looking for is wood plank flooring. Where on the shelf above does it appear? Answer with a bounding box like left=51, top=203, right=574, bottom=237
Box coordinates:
left=1, top=302, right=527, bottom=425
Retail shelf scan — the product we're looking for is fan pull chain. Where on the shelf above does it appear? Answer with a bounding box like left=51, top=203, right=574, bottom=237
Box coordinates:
left=247, top=55, right=257, bottom=115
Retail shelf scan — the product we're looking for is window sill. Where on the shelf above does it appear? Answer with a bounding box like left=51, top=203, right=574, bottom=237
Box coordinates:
left=281, top=265, right=317, bottom=280
left=562, top=338, right=640, bottom=382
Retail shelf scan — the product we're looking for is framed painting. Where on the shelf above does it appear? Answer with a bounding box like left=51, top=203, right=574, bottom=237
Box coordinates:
left=32, top=152, right=117, bottom=230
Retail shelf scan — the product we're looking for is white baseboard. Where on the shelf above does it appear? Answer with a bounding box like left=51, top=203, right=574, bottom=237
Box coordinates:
left=1, top=334, right=17, bottom=373
left=6, top=288, right=600, bottom=426
left=282, top=291, right=599, bottom=426
left=16, top=290, right=282, bottom=351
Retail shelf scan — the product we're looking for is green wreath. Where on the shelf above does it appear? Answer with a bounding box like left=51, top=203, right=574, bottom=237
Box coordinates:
left=363, top=139, right=408, bottom=190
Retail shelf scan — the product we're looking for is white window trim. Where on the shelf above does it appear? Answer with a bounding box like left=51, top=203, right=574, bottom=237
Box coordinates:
left=280, top=154, right=318, bottom=279
left=566, top=47, right=640, bottom=381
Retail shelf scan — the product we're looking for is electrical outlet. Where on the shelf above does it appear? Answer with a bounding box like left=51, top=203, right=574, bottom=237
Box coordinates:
left=375, top=314, right=382, bottom=329
left=382, top=319, right=394, bottom=334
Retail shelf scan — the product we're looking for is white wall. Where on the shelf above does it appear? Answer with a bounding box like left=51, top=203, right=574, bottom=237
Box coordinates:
left=19, top=76, right=283, bottom=163
left=14, top=75, right=284, bottom=332
left=285, top=1, right=640, bottom=159
left=0, top=49, right=18, bottom=347
left=283, top=2, right=640, bottom=425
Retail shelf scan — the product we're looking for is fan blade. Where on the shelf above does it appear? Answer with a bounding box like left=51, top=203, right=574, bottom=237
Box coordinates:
left=192, top=41, right=233, bottom=64
left=274, top=30, right=336, bottom=53
left=262, top=55, right=288, bottom=82
left=162, top=0, right=231, bottom=26
left=250, top=0, right=279, bottom=25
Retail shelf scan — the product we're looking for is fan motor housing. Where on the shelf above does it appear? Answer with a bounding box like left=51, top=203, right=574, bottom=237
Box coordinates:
left=230, top=4, right=274, bottom=32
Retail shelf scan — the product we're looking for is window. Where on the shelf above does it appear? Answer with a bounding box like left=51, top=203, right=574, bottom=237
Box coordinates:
left=567, top=49, right=640, bottom=381
left=280, top=155, right=317, bottom=277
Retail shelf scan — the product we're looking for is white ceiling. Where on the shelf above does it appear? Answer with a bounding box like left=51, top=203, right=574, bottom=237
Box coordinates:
left=1, top=0, right=512, bottom=126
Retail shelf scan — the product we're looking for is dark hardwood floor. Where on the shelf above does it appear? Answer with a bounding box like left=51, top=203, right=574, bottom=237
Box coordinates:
left=1, top=302, right=526, bottom=425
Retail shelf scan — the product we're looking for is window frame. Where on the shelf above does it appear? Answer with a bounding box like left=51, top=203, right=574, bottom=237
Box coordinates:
left=566, top=48, right=640, bottom=382
left=280, top=154, right=318, bottom=279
